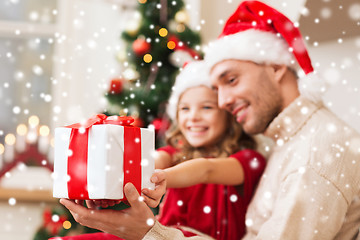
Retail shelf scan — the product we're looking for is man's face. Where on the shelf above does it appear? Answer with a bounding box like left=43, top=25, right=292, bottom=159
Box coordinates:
left=210, top=59, right=283, bottom=135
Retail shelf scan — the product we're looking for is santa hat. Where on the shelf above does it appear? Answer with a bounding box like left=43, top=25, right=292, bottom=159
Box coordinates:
left=204, top=0, right=326, bottom=102
left=167, top=60, right=212, bottom=121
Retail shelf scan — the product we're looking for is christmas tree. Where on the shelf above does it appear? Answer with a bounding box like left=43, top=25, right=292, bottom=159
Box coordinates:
left=106, top=0, right=202, bottom=143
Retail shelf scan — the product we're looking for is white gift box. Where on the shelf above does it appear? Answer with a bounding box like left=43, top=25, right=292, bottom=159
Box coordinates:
left=53, top=124, right=155, bottom=200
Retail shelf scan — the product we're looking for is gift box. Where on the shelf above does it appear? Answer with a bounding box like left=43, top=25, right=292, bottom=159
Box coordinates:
left=53, top=114, right=155, bottom=200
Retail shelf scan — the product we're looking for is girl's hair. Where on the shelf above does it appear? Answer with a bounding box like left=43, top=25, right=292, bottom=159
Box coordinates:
left=165, top=109, right=257, bottom=165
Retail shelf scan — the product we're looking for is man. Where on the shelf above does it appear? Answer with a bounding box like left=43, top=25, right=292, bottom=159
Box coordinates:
left=61, top=1, right=360, bottom=239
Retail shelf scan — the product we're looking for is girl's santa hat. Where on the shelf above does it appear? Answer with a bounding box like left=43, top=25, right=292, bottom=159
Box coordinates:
left=167, top=60, right=212, bottom=121
left=204, top=0, right=326, bottom=102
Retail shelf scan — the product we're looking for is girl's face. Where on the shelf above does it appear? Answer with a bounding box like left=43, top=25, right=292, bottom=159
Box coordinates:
left=177, top=86, right=228, bottom=148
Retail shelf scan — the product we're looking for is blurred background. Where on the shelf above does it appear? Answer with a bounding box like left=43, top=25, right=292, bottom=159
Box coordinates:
left=0, top=0, right=359, bottom=239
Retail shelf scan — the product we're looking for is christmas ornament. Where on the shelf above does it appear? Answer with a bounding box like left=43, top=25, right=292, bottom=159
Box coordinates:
left=43, top=208, right=68, bottom=236
left=167, top=40, right=176, bottom=50
left=125, top=12, right=141, bottom=36
left=175, top=10, right=189, bottom=24
left=151, top=118, right=171, bottom=134
left=159, top=27, right=168, bottom=37
left=132, top=38, right=151, bottom=56
left=176, top=23, right=185, bottom=33
left=123, top=67, right=140, bottom=81
left=168, top=20, right=178, bottom=32
left=143, top=53, right=153, bottom=63
left=108, top=78, right=123, bottom=94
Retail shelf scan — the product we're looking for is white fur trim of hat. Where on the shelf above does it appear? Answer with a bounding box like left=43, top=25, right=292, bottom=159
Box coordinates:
left=204, top=29, right=298, bottom=72
left=167, top=60, right=212, bottom=121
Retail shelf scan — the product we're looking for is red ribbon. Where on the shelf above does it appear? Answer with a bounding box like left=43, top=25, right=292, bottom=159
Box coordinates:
left=66, top=114, right=134, bottom=129
left=123, top=126, right=142, bottom=199
left=65, top=114, right=141, bottom=200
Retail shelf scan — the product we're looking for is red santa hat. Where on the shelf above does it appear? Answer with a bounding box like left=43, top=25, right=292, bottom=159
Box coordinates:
left=167, top=60, right=212, bottom=121
left=205, top=0, right=326, bottom=102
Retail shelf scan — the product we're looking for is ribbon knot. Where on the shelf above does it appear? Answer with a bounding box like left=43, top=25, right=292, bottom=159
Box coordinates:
left=66, top=114, right=134, bottom=129
left=103, top=115, right=134, bottom=126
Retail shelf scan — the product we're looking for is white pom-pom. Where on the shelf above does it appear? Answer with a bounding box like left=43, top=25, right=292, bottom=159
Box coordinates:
left=298, top=72, right=328, bottom=103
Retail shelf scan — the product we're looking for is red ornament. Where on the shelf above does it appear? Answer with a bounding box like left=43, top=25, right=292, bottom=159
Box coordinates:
left=152, top=118, right=171, bottom=134
left=109, top=78, right=123, bottom=94
left=132, top=38, right=151, bottom=56
left=43, top=208, right=68, bottom=235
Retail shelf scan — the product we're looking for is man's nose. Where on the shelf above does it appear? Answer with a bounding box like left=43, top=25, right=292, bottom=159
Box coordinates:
left=218, top=89, right=233, bottom=110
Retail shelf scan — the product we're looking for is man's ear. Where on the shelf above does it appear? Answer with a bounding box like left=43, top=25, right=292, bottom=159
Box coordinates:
left=272, top=64, right=287, bottom=83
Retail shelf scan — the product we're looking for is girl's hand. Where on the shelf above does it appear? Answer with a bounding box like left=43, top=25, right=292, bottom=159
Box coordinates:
left=141, top=170, right=167, bottom=208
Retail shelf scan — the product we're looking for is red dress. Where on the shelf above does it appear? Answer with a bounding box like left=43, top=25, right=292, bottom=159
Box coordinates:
left=157, top=146, right=266, bottom=240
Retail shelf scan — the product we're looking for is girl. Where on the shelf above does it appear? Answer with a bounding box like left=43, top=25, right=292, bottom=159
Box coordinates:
left=144, top=60, right=266, bottom=240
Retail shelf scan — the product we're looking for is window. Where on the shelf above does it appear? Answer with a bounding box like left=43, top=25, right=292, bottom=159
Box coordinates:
left=0, top=0, right=57, bottom=143
left=0, top=0, right=136, bottom=145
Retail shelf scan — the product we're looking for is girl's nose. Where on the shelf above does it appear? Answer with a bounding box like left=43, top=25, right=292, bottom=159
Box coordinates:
left=188, top=108, right=201, bottom=121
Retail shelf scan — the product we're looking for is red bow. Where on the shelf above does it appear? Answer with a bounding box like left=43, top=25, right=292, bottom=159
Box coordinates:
left=66, top=114, right=134, bottom=129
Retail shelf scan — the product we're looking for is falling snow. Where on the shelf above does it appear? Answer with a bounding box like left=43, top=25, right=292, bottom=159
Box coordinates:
left=0, top=0, right=359, bottom=239
left=146, top=218, right=155, bottom=226
left=203, top=206, right=211, bottom=214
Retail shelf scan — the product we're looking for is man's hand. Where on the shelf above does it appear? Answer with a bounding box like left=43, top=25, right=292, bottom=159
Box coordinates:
left=60, top=183, right=155, bottom=240
left=84, top=199, right=121, bottom=209
left=142, top=170, right=167, bottom=208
